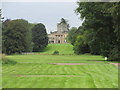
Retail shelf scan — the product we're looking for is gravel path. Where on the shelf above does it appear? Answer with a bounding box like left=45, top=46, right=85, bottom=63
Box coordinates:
left=109, top=63, right=119, bottom=66
left=48, top=63, right=107, bottom=65
left=49, top=63, right=90, bottom=65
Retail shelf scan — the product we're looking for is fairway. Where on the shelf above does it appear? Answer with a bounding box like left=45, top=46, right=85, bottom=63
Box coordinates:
left=2, top=44, right=118, bottom=88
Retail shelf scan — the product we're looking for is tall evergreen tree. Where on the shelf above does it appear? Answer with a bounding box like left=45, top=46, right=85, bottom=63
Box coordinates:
left=32, top=23, right=48, bottom=52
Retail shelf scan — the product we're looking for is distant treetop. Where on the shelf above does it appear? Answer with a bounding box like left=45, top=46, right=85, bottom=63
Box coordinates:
left=60, top=18, right=68, bottom=24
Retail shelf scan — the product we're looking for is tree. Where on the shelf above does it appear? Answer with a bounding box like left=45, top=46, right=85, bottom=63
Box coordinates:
left=25, top=23, right=36, bottom=52
left=60, top=18, right=67, bottom=24
left=32, top=23, right=48, bottom=52
left=2, top=19, right=29, bottom=54
left=74, top=35, right=90, bottom=54
left=2, top=19, right=11, bottom=53
left=67, top=26, right=85, bottom=45
left=107, top=2, right=120, bottom=61
left=0, top=9, right=2, bottom=54
left=75, top=2, right=120, bottom=61
left=66, top=27, right=78, bottom=45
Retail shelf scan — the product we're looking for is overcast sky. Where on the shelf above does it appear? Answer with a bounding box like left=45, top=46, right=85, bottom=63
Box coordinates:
left=2, top=2, right=83, bottom=33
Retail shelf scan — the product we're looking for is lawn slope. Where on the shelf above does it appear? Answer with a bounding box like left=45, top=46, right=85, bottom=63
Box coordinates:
left=41, top=44, right=74, bottom=55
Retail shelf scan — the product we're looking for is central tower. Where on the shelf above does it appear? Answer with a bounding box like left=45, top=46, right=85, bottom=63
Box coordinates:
left=57, top=18, right=69, bottom=33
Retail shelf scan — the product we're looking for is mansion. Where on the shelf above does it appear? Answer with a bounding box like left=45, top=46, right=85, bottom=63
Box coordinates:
left=48, top=18, right=69, bottom=44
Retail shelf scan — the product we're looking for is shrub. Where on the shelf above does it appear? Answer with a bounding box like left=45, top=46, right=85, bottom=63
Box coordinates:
left=108, top=46, right=120, bottom=61
left=53, top=51, right=59, bottom=55
left=1, top=54, right=17, bottom=64
left=1, top=54, right=8, bottom=64
left=73, top=35, right=90, bottom=55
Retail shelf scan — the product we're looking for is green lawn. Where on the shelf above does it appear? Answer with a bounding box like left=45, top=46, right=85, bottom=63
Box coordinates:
left=6, top=54, right=105, bottom=64
left=41, top=44, right=74, bottom=54
left=0, top=61, right=1, bottom=90
left=3, top=63, right=118, bottom=88
left=2, top=44, right=118, bottom=88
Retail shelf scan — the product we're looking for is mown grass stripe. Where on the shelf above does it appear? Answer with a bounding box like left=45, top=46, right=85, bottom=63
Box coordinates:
left=15, top=75, right=86, bottom=77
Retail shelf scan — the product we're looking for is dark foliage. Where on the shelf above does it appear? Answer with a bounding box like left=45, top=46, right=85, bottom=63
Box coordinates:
left=53, top=50, right=59, bottom=55
left=32, top=23, right=48, bottom=52
left=74, top=2, right=120, bottom=61
left=2, top=19, right=29, bottom=54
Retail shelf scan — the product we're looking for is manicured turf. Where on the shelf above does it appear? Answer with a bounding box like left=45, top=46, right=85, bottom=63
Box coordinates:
left=3, top=64, right=118, bottom=88
left=0, top=61, right=1, bottom=89
left=2, top=44, right=118, bottom=88
left=6, top=54, right=105, bottom=64
left=41, top=44, right=74, bottom=54
left=3, top=55, right=118, bottom=88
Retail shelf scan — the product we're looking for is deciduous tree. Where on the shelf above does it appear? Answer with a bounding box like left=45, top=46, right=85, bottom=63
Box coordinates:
left=32, top=23, right=48, bottom=52
left=2, top=19, right=29, bottom=54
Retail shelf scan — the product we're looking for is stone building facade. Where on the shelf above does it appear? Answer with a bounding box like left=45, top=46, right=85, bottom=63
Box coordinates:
left=48, top=19, right=69, bottom=44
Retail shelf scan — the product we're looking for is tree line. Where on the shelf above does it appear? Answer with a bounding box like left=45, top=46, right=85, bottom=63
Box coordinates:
left=2, top=19, right=48, bottom=54
left=67, top=2, right=120, bottom=61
